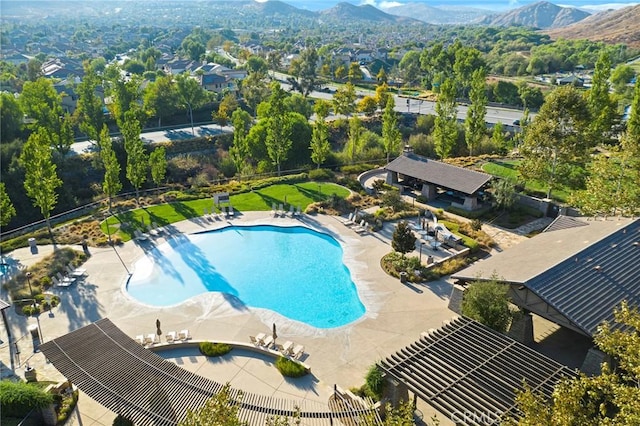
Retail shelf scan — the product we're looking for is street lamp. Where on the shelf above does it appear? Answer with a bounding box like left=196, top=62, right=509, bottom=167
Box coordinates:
left=26, top=272, right=36, bottom=312
left=419, top=242, right=425, bottom=264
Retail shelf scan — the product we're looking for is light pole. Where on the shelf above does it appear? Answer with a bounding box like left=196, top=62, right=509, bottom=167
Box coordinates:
left=26, top=272, right=36, bottom=312
left=419, top=242, right=425, bottom=264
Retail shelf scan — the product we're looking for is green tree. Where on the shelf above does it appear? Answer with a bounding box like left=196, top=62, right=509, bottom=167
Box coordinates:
left=491, top=122, right=508, bottom=154
left=264, top=82, right=292, bottom=176
left=179, top=383, right=247, bottom=426
left=464, top=68, right=487, bottom=156
left=513, top=302, right=640, bottom=425
left=241, top=71, right=270, bottom=116
left=75, top=62, right=105, bottom=142
left=288, top=47, right=318, bottom=96
left=0, top=182, right=16, bottom=227
left=453, top=46, right=485, bottom=96
left=215, top=93, right=239, bottom=127
left=519, top=85, right=591, bottom=198
left=461, top=279, right=513, bottom=333
left=348, top=62, right=363, bottom=83
left=230, top=108, right=253, bottom=173
left=391, top=221, right=416, bottom=258
left=382, top=96, right=401, bottom=163
left=0, top=92, right=23, bottom=141
left=610, top=64, right=635, bottom=94
left=104, top=65, right=145, bottom=127
left=99, top=125, right=121, bottom=211
left=149, top=146, right=167, bottom=187
left=143, top=74, right=179, bottom=128
left=122, top=111, right=147, bottom=205
left=586, top=52, right=618, bottom=145
left=284, top=93, right=313, bottom=120
left=310, top=101, right=331, bottom=169
left=375, top=83, right=390, bottom=110
left=332, top=82, right=356, bottom=118
left=398, top=50, right=421, bottom=86
left=493, top=178, right=516, bottom=211
left=357, top=96, right=378, bottom=117
left=176, top=73, right=209, bottom=136
left=345, top=116, right=363, bottom=164
left=433, top=79, right=458, bottom=159
left=19, top=127, right=62, bottom=237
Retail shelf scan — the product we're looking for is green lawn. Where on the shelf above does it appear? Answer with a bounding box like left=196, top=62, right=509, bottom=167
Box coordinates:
left=102, top=182, right=350, bottom=241
left=482, top=160, right=571, bottom=203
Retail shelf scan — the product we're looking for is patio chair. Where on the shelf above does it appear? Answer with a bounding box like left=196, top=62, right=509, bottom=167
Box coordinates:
left=292, top=344, right=305, bottom=359
left=281, top=340, right=294, bottom=356
left=143, top=334, right=154, bottom=345
left=134, top=229, right=149, bottom=241
left=278, top=204, right=284, bottom=216
left=147, top=223, right=159, bottom=237
left=341, top=213, right=355, bottom=226
left=135, top=335, right=145, bottom=345
left=56, top=271, right=76, bottom=286
left=67, top=263, right=87, bottom=276
left=271, top=203, right=278, bottom=217
left=296, top=206, right=302, bottom=216
left=151, top=222, right=164, bottom=234
left=261, top=335, right=274, bottom=349
left=228, top=205, right=235, bottom=218
left=353, top=220, right=368, bottom=234
left=178, top=329, right=191, bottom=340
left=165, top=331, right=177, bottom=343
left=52, top=276, right=71, bottom=288
left=287, top=205, right=295, bottom=217
left=249, top=335, right=260, bottom=346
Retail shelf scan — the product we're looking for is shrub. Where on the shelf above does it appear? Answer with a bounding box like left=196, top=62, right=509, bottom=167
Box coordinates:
left=432, top=257, right=471, bottom=276
left=340, top=163, right=378, bottom=175
left=415, top=195, right=428, bottom=204
left=21, top=305, right=35, bottom=316
left=56, top=389, right=79, bottom=424
left=470, top=219, right=483, bottom=232
left=0, top=380, right=54, bottom=418
left=275, top=356, right=308, bottom=378
left=113, top=414, right=135, bottom=426
left=199, top=341, right=232, bottom=357
left=308, top=168, right=335, bottom=181
left=365, top=364, right=385, bottom=400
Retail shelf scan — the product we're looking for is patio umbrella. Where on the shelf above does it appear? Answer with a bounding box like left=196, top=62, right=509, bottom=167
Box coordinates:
left=272, top=323, right=278, bottom=346
left=156, top=319, right=162, bottom=336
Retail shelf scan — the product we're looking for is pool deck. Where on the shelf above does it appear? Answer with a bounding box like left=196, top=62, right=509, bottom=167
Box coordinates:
left=0, top=211, right=459, bottom=425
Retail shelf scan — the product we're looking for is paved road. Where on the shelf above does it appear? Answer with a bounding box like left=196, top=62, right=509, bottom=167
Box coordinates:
left=72, top=123, right=233, bottom=154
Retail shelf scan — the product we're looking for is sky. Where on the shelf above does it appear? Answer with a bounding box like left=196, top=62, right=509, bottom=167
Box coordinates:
left=255, top=0, right=640, bottom=12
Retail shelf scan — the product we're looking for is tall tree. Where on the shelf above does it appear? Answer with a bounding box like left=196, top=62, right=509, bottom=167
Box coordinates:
left=121, top=111, right=147, bottom=205
left=264, top=82, right=292, bottom=176
left=453, top=46, right=485, bottom=96
left=149, top=146, right=167, bottom=187
left=375, top=83, right=390, bottom=110
left=230, top=108, right=253, bottom=173
left=332, top=82, right=356, bottom=118
left=348, top=62, right=363, bottom=83
left=288, top=47, right=319, bottom=96
left=104, top=65, right=145, bottom=127
left=346, top=116, right=363, bottom=165
left=75, top=62, right=105, bottom=142
left=241, top=71, right=270, bottom=116
left=310, top=100, right=331, bottom=169
left=215, top=93, right=239, bottom=127
left=99, top=125, right=122, bottom=211
left=586, top=52, right=618, bottom=145
left=0, top=183, right=16, bottom=228
left=143, top=74, right=179, bottom=128
left=176, top=73, right=208, bottom=136
left=464, top=68, right=487, bottom=156
left=0, top=92, right=23, bottom=141
left=519, top=85, right=591, bottom=198
left=382, top=96, right=401, bottom=163
left=19, top=128, right=62, bottom=237
left=433, top=79, right=458, bottom=159
left=179, top=383, right=246, bottom=426
left=19, top=78, right=73, bottom=155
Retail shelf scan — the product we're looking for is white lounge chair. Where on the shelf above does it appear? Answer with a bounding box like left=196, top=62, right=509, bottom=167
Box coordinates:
left=278, top=204, right=284, bottom=216
left=255, top=332, right=266, bottom=345
left=296, top=206, right=302, bottom=216
left=262, top=335, right=274, bottom=349
left=165, top=331, right=177, bottom=343
left=287, top=205, right=295, bottom=217
left=292, top=344, right=305, bottom=359
left=249, top=335, right=260, bottom=346
left=281, top=340, right=294, bottom=355
left=228, top=205, right=235, bottom=217
left=143, top=334, right=154, bottom=345
left=56, top=271, right=76, bottom=286
left=341, top=213, right=355, bottom=226
left=271, top=203, right=278, bottom=217
left=135, top=335, right=145, bottom=345
left=178, top=329, right=191, bottom=340
left=52, top=276, right=71, bottom=288
left=353, top=220, right=368, bottom=233
left=67, top=263, right=87, bottom=277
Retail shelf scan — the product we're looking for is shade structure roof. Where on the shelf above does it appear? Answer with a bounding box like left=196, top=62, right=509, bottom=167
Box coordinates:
left=453, top=218, right=640, bottom=336
left=40, top=318, right=380, bottom=426
left=385, top=153, right=492, bottom=195
left=0, top=299, right=9, bottom=311
left=380, top=316, right=577, bottom=422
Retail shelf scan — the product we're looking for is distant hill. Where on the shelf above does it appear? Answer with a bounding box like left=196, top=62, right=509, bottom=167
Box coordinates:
left=478, top=1, right=590, bottom=29
left=544, top=5, right=640, bottom=49
left=247, top=0, right=316, bottom=17
left=382, top=2, right=488, bottom=25
left=319, top=2, right=419, bottom=23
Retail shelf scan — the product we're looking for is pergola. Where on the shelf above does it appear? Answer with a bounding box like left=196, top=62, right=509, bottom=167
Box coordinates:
left=380, top=316, right=576, bottom=423
left=40, top=318, right=381, bottom=426
left=385, top=153, right=492, bottom=210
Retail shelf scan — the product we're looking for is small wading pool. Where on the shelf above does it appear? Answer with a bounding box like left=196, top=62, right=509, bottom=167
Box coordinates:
left=127, top=225, right=365, bottom=328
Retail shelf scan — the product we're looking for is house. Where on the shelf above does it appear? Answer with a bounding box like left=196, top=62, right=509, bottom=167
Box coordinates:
left=557, top=75, right=584, bottom=87
left=196, top=73, right=237, bottom=95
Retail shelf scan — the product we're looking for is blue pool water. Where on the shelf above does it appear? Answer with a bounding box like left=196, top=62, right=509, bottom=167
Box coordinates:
left=126, top=225, right=365, bottom=328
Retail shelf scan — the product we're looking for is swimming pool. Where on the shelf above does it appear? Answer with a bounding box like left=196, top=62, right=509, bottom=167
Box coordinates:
left=127, top=225, right=366, bottom=328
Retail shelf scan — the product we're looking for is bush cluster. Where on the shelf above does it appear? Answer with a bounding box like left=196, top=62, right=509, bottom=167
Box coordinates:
left=275, top=356, right=308, bottom=378
left=308, top=168, right=335, bottom=182
left=56, top=389, right=79, bottom=424
left=199, top=341, right=233, bottom=357
left=0, top=380, right=54, bottom=418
